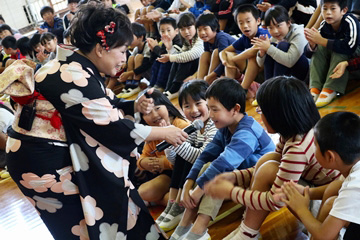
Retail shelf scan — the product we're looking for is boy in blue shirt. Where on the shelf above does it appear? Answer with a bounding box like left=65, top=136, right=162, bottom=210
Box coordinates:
left=36, top=6, right=64, bottom=43
left=220, top=4, right=269, bottom=94
left=306, top=0, right=360, bottom=107
left=170, top=78, right=275, bottom=240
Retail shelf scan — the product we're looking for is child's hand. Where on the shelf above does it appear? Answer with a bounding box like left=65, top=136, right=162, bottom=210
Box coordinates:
left=251, top=35, right=271, bottom=52
left=181, top=180, right=195, bottom=209
left=161, top=35, right=173, bottom=50
left=281, top=182, right=310, bottom=215
left=36, top=27, right=48, bottom=34
left=135, top=88, right=155, bottom=114
left=119, top=71, right=133, bottom=82
left=330, top=61, right=349, bottom=79
left=256, top=2, right=271, bottom=12
left=36, top=51, right=49, bottom=63
left=147, top=38, right=159, bottom=50
left=204, top=178, right=234, bottom=200
left=305, top=27, right=325, bottom=46
left=157, top=54, right=170, bottom=63
left=189, top=186, right=203, bottom=207
left=213, top=172, right=237, bottom=184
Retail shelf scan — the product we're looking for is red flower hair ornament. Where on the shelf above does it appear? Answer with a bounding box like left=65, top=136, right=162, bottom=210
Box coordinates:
left=96, top=21, right=116, bottom=51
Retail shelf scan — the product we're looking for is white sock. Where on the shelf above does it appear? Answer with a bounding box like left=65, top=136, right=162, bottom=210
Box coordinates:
left=237, top=221, right=259, bottom=240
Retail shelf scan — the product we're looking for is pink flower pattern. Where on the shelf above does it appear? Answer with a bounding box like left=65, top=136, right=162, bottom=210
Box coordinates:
left=35, top=60, right=61, bottom=83
left=71, top=219, right=90, bottom=240
left=60, top=62, right=90, bottom=87
left=81, top=195, right=104, bottom=226
left=81, top=98, right=123, bottom=125
left=20, top=173, right=56, bottom=193
left=50, top=166, right=79, bottom=195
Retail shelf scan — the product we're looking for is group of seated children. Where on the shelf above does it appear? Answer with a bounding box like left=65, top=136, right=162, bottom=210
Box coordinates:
left=117, top=0, right=360, bottom=109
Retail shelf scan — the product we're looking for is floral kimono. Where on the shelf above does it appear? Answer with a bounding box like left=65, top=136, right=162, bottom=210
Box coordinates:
left=5, top=46, right=166, bottom=239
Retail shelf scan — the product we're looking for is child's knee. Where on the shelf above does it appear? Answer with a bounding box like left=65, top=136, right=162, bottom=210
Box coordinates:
left=253, top=161, right=279, bottom=189
left=135, top=54, right=144, bottom=63
left=276, top=41, right=290, bottom=52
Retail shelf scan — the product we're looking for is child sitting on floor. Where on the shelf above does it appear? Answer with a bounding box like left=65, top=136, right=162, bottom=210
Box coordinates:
left=281, top=111, right=360, bottom=239
left=306, top=0, right=360, bottom=107
left=205, top=76, right=342, bottom=240
left=220, top=4, right=270, bottom=97
left=252, top=5, right=309, bottom=83
left=160, top=12, right=204, bottom=100
left=170, top=78, right=275, bottom=240
left=156, top=80, right=217, bottom=232
left=195, top=13, right=235, bottom=84
left=40, top=32, right=58, bottom=61
left=137, top=90, right=189, bottom=206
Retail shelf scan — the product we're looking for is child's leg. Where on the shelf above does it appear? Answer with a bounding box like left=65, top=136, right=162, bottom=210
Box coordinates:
left=323, top=52, right=350, bottom=94
left=150, top=61, right=161, bottom=87
left=310, top=45, right=331, bottom=91
left=241, top=57, right=261, bottom=90
left=230, top=159, right=280, bottom=239
left=134, top=54, right=144, bottom=81
left=226, top=51, right=246, bottom=79
left=205, top=49, right=221, bottom=84
left=197, top=52, right=211, bottom=80
left=138, top=174, right=171, bottom=205
left=166, top=60, right=199, bottom=93
left=155, top=62, right=173, bottom=89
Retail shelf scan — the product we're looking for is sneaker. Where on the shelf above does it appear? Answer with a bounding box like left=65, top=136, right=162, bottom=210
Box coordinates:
left=169, top=225, right=192, bottom=240
left=315, top=89, right=337, bottom=108
left=159, top=203, right=184, bottom=231
left=164, top=91, right=179, bottom=101
left=0, top=169, right=10, bottom=179
left=156, top=201, right=174, bottom=225
left=184, top=229, right=211, bottom=240
left=116, top=88, right=130, bottom=98
left=310, top=88, right=321, bottom=102
left=139, top=78, right=150, bottom=90
left=121, top=87, right=141, bottom=98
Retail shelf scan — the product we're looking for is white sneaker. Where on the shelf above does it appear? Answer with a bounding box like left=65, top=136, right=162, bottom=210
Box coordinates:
left=183, top=229, right=211, bottom=240
left=159, top=211, right=184, bottom=232
left=315, top=90, right=337, bottom=108
left=164, top=91, right=179, bottom=100
left=121, top=87, right=141, bottom=98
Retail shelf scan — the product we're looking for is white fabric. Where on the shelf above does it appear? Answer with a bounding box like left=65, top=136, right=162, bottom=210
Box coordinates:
left=0, top=108, right=14, bottom=133
left=330, top=161, right=360, bottom=225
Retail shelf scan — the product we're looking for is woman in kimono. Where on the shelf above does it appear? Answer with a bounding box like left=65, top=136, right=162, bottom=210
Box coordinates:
left=5, top=3, right=187, bottom=239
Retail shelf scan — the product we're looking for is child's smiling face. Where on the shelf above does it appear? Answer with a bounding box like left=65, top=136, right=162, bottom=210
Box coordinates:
left=267, top=20, right=290, bottom=41
left=237, top=11, right=260, bottom=39
left=182, top=96, right=209, bottom=124
left=143, top=105, right=171, bottom=127
left=197, top=25, right=217, bottom=42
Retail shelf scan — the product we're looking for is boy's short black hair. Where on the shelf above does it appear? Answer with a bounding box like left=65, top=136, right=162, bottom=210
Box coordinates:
left=16, top=37, right=32, bottom=56
left=63, top=28, right=71, bottom=39
left=256, top=76, right=320, bottom=139
left=196, top=13, right=220, bottom=32
left=0, top=24, right=13, bottom=35
left=321, top=0, right=348, bottom=10
left=264, top=5, right=290, bottom=27
left=131, top=22, right=146, bottom=40
left=179, top=80, right=209, bottom=109
left=159, top=17, right=177, bottom=29
left=206, top=77, right=246, bottom=113
left=40, top=6, right=55, bottom=17
left=68, top=0, right=80, bottom=3
left=40, top=32, right=57, bottom=45
left=0, top=15, right=4, bottom=23
left=1, top=36, right=17, bottom=49
left=234, top=4, right=260, bottom=22
left=30, top=33, right=41, bottom=48
left=315, top=111, right=360, bottom=165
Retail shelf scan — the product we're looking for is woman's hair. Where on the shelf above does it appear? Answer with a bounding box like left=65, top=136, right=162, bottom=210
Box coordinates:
left=16, top=37, right=33, bottom=57
left=40, top=32, right=57, bottom=45
left=149, top=89, right=185, bottom=120
left=0, top=24, right=13, bottom=35
left=178, top=80, right=209, bottom=109
left=256, top=76, right=320, bottom=139
left=70, top=2, right=133, bottom=54
left=264, top=5, right=290, bottom=27
left=195, top=13, right=219, bottom=32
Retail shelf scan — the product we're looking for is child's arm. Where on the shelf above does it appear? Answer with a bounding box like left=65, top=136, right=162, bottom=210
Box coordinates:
left=168, top=38, right=204, bottom=63
left=283, top=183, right=347, bottom=240
left=168, top=123, right=217, bottom=164
left=220, top=45, right=235, bottom=66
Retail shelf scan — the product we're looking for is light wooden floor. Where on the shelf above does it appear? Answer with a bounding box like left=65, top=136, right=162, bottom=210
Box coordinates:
left=1, top=85, right=360, bottom=239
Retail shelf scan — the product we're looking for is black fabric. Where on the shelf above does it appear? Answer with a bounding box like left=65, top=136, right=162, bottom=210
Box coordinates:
left=170, top=155, right=193, bottom=189
left=344, top=222, right=360, bottom=240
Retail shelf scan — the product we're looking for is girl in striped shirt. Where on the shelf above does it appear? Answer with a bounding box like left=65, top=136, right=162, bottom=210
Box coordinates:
left=156, top=80, right=218, bottom=233
left=204, top=76, right=342, bottom=240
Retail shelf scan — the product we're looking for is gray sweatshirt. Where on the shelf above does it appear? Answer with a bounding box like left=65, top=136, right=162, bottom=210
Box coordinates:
left=256, top=23, right=307, bottom=68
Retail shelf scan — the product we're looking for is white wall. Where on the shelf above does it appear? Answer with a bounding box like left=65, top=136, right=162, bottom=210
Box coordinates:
left=0, top=0, right=31, bottom=30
